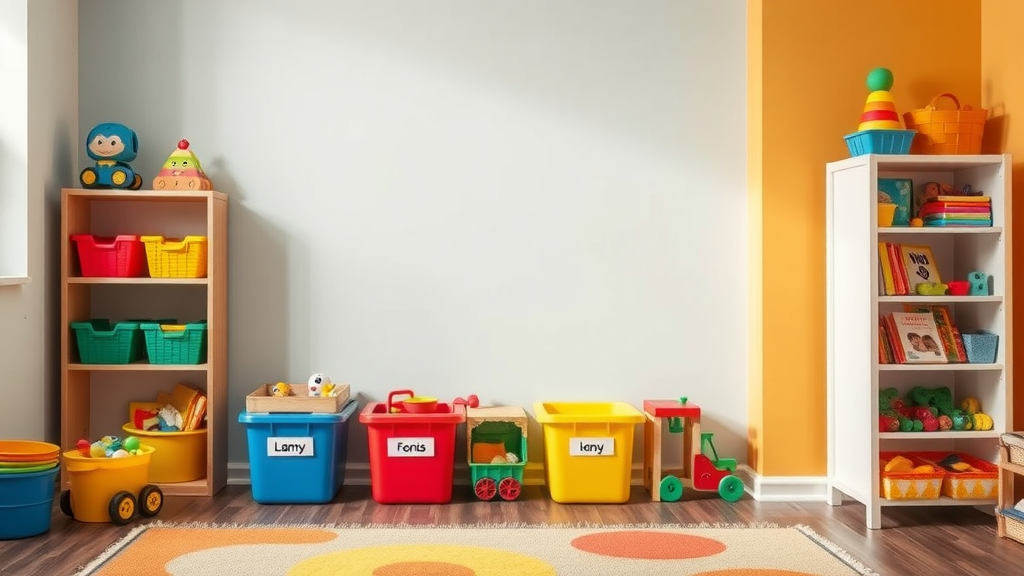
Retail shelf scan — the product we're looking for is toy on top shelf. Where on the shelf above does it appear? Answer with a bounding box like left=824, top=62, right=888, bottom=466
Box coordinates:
left=79, top=123, right=144, bottom=190
left=152, top=139, right=214, bottom=191
left=642, top=397, right=744, bottom=503
left=843, top=67, right=916, bottom=157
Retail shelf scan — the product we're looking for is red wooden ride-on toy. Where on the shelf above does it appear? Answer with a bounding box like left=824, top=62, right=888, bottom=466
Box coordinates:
left=642, top=397, right=744, bottom=502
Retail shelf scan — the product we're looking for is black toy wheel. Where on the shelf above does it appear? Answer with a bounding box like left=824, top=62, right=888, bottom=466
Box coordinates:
left=129, top=173, right=143, bottom=190
left=139, top=484, right=163, bottom=517
left=80, top=168, right=98, bottom=187
left=59, top=490, right=74, bottom=518
left=108, top=491, right=137, bottom=525
left=474, top=477, right=497, bottom=501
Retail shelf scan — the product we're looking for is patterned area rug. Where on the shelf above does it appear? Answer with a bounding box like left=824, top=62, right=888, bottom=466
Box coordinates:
left=74, top=522, right=880, bottom=576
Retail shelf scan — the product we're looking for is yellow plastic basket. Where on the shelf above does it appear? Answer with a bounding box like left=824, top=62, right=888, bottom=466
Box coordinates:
left=903, top=93, right=987, bottom=155
left=140, top=235, right=208, bottom=278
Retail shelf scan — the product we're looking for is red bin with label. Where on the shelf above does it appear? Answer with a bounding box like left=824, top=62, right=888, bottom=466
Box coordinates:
left=359, top=394, right=466, bottom=504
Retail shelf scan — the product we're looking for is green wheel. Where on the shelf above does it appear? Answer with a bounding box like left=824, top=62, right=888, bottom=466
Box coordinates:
left=659, top=475, right=683, bottom=502
left=718, top=475, right=745, bottom=502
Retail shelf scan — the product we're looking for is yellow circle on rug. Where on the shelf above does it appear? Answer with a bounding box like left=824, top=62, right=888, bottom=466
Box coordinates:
left=287, top=544, right=556, bottom=576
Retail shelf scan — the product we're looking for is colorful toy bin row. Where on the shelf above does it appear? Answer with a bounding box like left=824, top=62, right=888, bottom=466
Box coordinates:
left=71, top=234, right=208, bottom=279
left=70, top=320, right=208, bottom=365
left=0, top=440, right=61, bottom=540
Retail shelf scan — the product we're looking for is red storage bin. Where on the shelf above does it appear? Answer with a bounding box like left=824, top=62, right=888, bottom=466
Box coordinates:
left=71, top=234, right=147, bottom=277
left=359, top=400, right=466, bottom=504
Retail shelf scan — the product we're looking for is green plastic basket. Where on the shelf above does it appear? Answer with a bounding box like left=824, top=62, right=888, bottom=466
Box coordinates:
left=70, top=320, right=144, bottom=364
left=140, top=321, right=208, bottom=364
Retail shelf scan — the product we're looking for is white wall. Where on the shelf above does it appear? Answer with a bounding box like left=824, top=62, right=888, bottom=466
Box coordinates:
left=78, top=1, right=748, bottom=468
left=0, top=0, right=78, bottom=441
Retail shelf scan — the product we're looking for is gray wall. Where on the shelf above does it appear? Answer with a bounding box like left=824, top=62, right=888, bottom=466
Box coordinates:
left=70, top=0, right=747, bottom=471
left=0, top=0, right=78, bottom=442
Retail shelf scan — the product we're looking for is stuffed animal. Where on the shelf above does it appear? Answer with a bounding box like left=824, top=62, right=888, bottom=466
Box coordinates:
left=272, top=382, right=292, bottom=397
left=79, top=122, right=143, bottom=190
left=307, top=373, right=331, bottom=397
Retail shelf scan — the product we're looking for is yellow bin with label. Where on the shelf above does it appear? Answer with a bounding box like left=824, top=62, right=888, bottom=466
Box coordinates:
left=534, top=401, right=646, bottom=503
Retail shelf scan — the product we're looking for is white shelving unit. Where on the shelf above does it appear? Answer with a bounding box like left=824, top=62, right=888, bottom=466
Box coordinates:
left=825, top=154, right=1013, bottom=529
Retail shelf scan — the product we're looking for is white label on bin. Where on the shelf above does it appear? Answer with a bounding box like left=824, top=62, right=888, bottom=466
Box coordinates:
left=267, top=437, right=314, bottom=457
left=387, top=437, right=435, bottom=457
left=569, top=437, right=614, bottom=456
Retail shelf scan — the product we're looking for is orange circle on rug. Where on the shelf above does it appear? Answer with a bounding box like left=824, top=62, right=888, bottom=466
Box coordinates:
left=571, top=530, right=726, bottom=559
left=288, top=544, right=556, bottom=576
left=692, top=565, right=827, bottom=569
left=374, top=561, right=474, bottom=576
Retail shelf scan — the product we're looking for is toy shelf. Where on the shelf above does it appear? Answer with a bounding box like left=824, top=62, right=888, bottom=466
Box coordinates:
left=60, top=188, right=228, bottom=498
left=825, top=154, right=1012, bottom=530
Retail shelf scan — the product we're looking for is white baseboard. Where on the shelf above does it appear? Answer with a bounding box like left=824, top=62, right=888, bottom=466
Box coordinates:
left=227, top=461, right=827, bottom=502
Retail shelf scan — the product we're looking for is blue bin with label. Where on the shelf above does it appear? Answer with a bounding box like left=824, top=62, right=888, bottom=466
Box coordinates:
left=238, top=399, right=358, bottom=504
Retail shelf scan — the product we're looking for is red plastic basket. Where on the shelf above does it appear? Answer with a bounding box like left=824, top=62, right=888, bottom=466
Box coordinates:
left=71, top=234, right=148, bottom=277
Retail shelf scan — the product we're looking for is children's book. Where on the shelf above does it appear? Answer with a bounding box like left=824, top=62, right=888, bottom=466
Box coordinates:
left=889, top=311, right=948, bottom=364
left=903, top=304, right=964, bottom=363
left=878, top=178, right=913, bottom=226
left=899, top=244, right=941, bottom=294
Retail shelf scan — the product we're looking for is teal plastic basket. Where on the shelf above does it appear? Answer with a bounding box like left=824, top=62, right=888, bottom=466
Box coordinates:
left=70, top=320, right=144, bottom=364
left=140, top=321, right=208, bottom=364
left=844, top=129, right=916, bottom=156
left=962, top=331, right=998, bottom=364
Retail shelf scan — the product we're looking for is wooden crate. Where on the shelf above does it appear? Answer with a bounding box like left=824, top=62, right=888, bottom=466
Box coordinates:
left=245, top=383, right=350, bottom=413
left=466, top=406, right=527, bottom=463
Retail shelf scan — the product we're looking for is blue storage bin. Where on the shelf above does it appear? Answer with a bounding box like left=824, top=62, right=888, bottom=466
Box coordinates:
left=0, top=466, right=60, bottom=540
left=844, top=129, right=915, bottom=156
left=238, top=400, right=357, bottom=504
left=962, top=331, right=999, bottom=364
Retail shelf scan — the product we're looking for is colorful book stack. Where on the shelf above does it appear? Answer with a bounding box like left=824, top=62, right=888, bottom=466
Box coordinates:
left=921, top=195, right=992, bottom=227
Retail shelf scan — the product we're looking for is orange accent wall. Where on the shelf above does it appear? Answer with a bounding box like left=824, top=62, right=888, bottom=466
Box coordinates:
left=749, top=0, right=981, bottom=476
left=981, top=0, right=1024, bottom=429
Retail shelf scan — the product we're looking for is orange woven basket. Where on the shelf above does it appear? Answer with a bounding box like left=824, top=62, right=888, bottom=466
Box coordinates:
left=903, top=93, right=987, bottom=155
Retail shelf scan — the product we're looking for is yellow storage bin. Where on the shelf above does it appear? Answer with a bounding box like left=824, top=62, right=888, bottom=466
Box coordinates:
left=534, top=401, right=645, bottom=504
left=62, top=445, right=155, bottom=523
left=122, top=424, right=206, bottom=483
left=140, top=235, right=208, bottom=278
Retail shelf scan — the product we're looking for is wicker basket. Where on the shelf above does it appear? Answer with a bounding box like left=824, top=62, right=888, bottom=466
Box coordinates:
left=903, top=93, right=987, bottom=155
left=999, top=508, right=1024, bottom=545
left=1000, top=433, right=1024, bottom=464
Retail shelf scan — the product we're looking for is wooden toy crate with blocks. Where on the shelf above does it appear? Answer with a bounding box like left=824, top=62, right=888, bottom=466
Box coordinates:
left=879, top=452, right=945, bottom=500
left=245, top=384, right=351, bottom=413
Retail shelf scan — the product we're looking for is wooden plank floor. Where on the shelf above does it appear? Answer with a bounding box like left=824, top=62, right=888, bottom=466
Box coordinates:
left=2, top=484, right=1021, bottom=575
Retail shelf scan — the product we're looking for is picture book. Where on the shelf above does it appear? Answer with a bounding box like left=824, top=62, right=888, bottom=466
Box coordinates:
left=889, top=311, right=947, bottom=364
left=899, top=244, right=941, bottom=294
left=903, top=304, right=964, bottom=363
left=878, top=178, right=912, bottom=226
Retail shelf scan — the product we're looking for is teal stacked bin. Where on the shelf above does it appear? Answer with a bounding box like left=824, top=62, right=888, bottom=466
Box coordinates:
left=238, top=399, right=357, bottom=503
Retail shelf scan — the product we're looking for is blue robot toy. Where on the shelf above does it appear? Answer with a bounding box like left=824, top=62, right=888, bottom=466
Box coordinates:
left=80, top=123, right=144, bottom=189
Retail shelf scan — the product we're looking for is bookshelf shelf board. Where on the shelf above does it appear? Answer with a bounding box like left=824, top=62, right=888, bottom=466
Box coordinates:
left=877, top=296, right=1003, bottom=304
left=829, top=153, right=1006, bottom=172
left=68, top=277, right=209, bottom=285
left=880, top=497, right=996, bottom=507
left=878, top=226, right=1002, bottom=235
left=68, top=363, right=209, bottom=372
left=876, top=363, right=1003, bottom=372
left=880, top=431, right=1002, bottom=440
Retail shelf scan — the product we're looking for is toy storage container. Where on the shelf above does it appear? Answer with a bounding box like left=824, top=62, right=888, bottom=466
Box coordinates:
left=467, top=406, right=528, bottom=501
left=140, top=235, right=208, bottom=278
left=910, top=451, right=998, bottom=499
left=0, top=440, right=61, bottom=540
left=140, top=322, right=208, bottom=364
left=534, top=401, right=645, bottom=504
left=121, top=424, right=207, bottom=483
left=71, top=234, right=148, bottom=277
left=70, top=320, right=144, bottom=364
left=879, top=451, right=945, bottom=500
left=61, top=445, right=157, bottom=523
left=239, top=399, right=358, bottom=504
left=359, top=392, right=466, bottom=504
